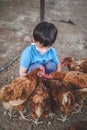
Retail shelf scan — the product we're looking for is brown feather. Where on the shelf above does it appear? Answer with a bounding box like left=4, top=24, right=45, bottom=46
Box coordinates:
left=30, top=78, right=51, bottom=121
left=61, top=57, right=87, bottom=73
left=0, top=68, right=40, bottom=119
left=50, top=71, right=87, bottom=89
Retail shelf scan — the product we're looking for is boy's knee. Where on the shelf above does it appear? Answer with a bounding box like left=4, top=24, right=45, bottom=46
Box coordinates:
left=44, top=62, right=57, bottom=74
left=27, top=63, right=41, bottom=73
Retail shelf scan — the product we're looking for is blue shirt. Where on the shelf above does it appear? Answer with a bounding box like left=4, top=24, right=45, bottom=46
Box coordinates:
left=20, top=43, right=60, bottom=69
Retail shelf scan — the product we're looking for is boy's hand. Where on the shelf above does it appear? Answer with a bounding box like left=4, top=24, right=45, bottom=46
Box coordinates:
left=60, top=58, right=68, bottom=67
left=37, top=66, right=50, bottom=79
left=39, top=65, right=45, bottom=73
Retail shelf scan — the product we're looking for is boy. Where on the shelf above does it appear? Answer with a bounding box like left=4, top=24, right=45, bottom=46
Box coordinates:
left=19, top=21, right=61, bottom=76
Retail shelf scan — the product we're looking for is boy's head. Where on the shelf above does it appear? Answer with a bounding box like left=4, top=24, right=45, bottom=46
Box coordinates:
left=33, top=21, right=58, bottom=47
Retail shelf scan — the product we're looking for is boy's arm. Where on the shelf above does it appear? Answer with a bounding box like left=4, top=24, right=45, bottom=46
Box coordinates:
left=56, top=64, right=61, bottom=71
left=19, top=66, right=27, bottom=76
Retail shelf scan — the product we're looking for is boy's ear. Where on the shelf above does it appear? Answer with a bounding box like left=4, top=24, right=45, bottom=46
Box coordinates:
left=32, top=37, right=35, bottom=42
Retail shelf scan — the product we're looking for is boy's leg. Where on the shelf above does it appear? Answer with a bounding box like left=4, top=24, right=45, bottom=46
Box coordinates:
left=27, top=63, right=41, bottom=73
left=44, top=61, right=57, bottom=74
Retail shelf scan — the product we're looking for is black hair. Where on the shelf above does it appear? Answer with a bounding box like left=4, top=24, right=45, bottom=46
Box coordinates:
left=33, top=21, right=58, bottom=47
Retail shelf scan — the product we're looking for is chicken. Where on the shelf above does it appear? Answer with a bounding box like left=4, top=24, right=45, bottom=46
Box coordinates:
left=60, top=57, right=87, bottom=73
left=29, top=78, right=51, bottom=125
left=44, top=79, right=61, bottom=113
left=48, top=81, right=76, bottom=122
left=65, top=120, right=87, bottom=130
left=0, top=68, right=41, bottom=120
left=45, top=79, right=87, bottom=122
left=49, top=71, right=87, bottom=89
left=49, top=71, right=87, bottom=115
left=56, top=82, right=76, bottom=122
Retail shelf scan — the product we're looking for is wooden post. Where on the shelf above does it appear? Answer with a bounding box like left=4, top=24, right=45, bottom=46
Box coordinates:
left=40, top=0, right=45, bottom=22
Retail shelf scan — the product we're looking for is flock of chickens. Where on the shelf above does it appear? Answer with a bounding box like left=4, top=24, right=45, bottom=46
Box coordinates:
left=0, top=57, right=87, bottom=126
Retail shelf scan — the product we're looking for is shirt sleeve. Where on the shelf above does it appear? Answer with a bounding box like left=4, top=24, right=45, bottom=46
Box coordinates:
left=20, top=48, right=31, bottom=69
left=51, top=48, right=60, bottom=65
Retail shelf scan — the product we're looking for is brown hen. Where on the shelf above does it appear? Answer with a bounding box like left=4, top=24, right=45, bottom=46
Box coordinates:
left=49, top=71, right=87, bottom=89
left=48, top=81, right=76, bottom=122
left=30, top=78, right=51, bottom=125
left=49, top=71, right=87, bottom=115
left=0, top=68, right=41, bottom=120
left=44, top=79, right=61, bottom=113
left=60, top=57, right=87, bottom=73
left=45, top=79, right=87, bottom=122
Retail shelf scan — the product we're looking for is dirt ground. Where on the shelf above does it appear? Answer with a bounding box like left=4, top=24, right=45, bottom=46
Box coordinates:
left=0, top=0, right=87, bottom=130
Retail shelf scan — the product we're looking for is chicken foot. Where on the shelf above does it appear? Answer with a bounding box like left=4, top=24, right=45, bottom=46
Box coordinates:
left=19, top=111, right=31, bottom=121
left=57, top=115, right=70, bottom=123
left=4, top=109, right=17, bottom=119
left=49, top=112, right=55, bottom=118
left=72, top=103, right=82, bottom=115
left=19, top=111, right=43, bottom=125
left=30, top=119, right=43, bottom=126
